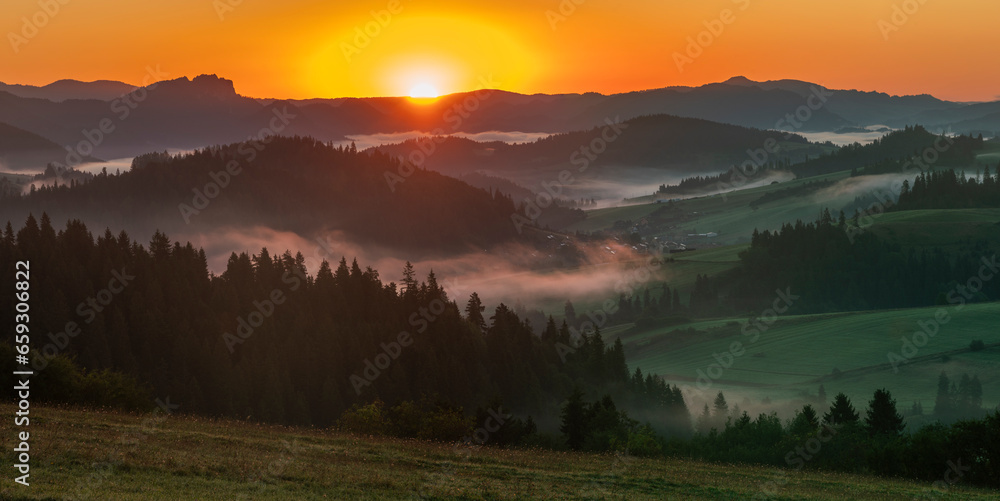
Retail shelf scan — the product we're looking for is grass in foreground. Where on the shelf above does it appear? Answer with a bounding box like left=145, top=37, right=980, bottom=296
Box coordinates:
left=2, top=404, right=997, bottom=500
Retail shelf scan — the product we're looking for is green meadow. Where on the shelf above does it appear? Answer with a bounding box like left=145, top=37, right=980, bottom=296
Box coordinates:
left=617, top=302, right=1000, bottom=418
left=3, top=404, right=996, bottom=500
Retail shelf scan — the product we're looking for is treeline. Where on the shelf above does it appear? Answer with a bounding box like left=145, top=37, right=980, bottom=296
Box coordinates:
left=723, top=216, right=999, bottom=313
left=715, top=166, right=1000, bottom=314
left=792, top=126, right=983, bottom=178
left=657, top=159, right=792, bottom=195
left=0, top=215, right=686, bottom=435
left=894, top=167, right=1000, bottom=211
left=935, top=371, right=985, bottom=422
left=682, top=389, right=999, bottom=489
left=0, top=136, right=519, bottom=252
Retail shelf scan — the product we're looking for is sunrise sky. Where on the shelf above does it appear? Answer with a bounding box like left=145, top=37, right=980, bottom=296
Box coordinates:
left=2, top=0, right=998, bottom=101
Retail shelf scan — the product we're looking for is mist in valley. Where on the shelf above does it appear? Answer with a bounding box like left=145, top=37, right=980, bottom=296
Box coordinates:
left=176, top=224, right=669, bottom=321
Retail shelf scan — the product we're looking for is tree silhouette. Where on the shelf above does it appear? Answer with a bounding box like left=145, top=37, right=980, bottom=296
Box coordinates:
left=465, top=292, right=486, bottom=332
left=823, top=393, right=859, bottom=426
left=865, top=388, right=905, bottom=436
left=560, top=387, right=588, bottom=450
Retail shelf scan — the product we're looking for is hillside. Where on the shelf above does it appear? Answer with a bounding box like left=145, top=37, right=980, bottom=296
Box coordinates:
left=791, top=126, right=983, bottom=178
left=4, top=404, right=995, bottom=500
left=612, top=302, right=999, bottom=415
left=0, top=136, right=519, bottom=253
left=0, top=121, right=101, bottom=171
left=373, top=114, right=833, bottom=193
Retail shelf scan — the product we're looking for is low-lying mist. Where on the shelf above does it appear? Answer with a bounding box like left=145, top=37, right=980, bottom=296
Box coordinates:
left=176, top=225, right=668, bottom=317
left=653, top=169, right=796, bottom=203
left=345, top=130, right=552, bottom=151
left=810, top=172, right=913, bottom=209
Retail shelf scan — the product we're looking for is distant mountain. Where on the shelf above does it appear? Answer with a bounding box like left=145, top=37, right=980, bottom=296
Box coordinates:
left=0, top=79, right=137, bottom=102
left=720, top=76, right=962, bottom=127
left=0, top=74, right=997, bottom=166
left=574, top=82, right=852, bottom=132
left=0, top=121, right=101, bottom=171
left=289, top=84, right=852, bottom=134
left=0, top=75, right=348, bottom=161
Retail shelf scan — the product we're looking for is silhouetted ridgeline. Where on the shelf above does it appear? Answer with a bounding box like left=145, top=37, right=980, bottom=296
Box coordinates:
left=0, top=136, right=519, bottom=252
left=373, top=114, right=824, bottom=179
left=791, top=126, right=984, bottom=178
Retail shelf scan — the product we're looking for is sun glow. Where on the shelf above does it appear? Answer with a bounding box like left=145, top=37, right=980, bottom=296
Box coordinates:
left=301, top=14, right=540, bottom=98
left=408, top=82, right=439, bottom=98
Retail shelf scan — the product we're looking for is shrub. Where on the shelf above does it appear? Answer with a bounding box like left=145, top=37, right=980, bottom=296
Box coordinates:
left=79, top=369, right=151, bottom=411
left=418, top=407, right=471, bottom=442
left=337, top=400, right=389, bottom=436
left=618, top=424, right=663, bottom=457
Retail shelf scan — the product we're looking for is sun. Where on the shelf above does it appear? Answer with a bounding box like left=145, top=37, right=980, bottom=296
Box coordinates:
left=408, top=82, right=439, bottom=98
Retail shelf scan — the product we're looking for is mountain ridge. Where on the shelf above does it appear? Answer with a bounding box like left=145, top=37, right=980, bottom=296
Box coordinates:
left=0, top=75, right=996, bottom=166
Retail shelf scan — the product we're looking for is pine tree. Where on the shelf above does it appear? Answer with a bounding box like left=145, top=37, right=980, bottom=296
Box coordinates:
left=865, top=388, right=905, bottom=436
left=712, top=392, right=728, bottom=429
left=558, top=320, right=571, bottom=344
left=564, top=300, right=577, bottom=326
left=465, top=292, right=486, bottom=332
left=401, top=261, right=417, bottom=298
left=696, top=404, right=713, bottom=434
left=608, top=337, right=629, bottom=382
left=790, top=404, right=820, bottom=436
left=823, top=393, right=859, bottom=425
left=934, top=372, right=952, bottom=418
left=560, top=387, right=588, bottom=450
left=542, top=316, right=558, bottom=342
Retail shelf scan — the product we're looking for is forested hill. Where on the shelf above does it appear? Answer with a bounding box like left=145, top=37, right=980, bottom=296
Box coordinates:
left=791, top=125, right=984, bottom=178
left=0, top=121, right=102, bottom=170
left=0, top=136, right=519, bottom=253
left=0, top=215, right=689, bottom=435
left=373, top=114, right=828, bottom=178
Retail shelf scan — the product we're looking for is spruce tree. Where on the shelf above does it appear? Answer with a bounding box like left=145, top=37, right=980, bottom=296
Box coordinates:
left=823, top=393, right=859, bottom=425
left=560, top=387, right=588, bottom=450
left=865, top=388, right=905, bottom=436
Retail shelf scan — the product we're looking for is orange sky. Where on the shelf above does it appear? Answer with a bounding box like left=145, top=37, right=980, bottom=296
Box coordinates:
left=2, top=0, right=998, bottom=101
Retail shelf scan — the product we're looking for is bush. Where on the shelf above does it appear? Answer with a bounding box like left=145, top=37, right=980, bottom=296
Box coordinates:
left=337, top=401, right=389, bottom=436
left=417, top=407, right=472, bottom=442
left=79, top=369, right=151, bottom=411
left=969, top=339, right=985, bottom=351
left=617, top=424, right=663, bottom=457
left=0, top=344, right=150, bottom=412
left=336, top=397, right=479, bottom=442
left=387, top=400, right=423, bottom=438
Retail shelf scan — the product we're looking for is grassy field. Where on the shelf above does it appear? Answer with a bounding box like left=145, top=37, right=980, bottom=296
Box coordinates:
left=973, top=140, right=1000, bottom=164
left=617, top=302, right=1000, bottom=419
left=864, top=208, right=1000, bottom=250
left=3, top=404, right=997, bottom=500
left=566, top=169, right=856, bottom=244
left=570, top=145, right=1000, bottom=246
